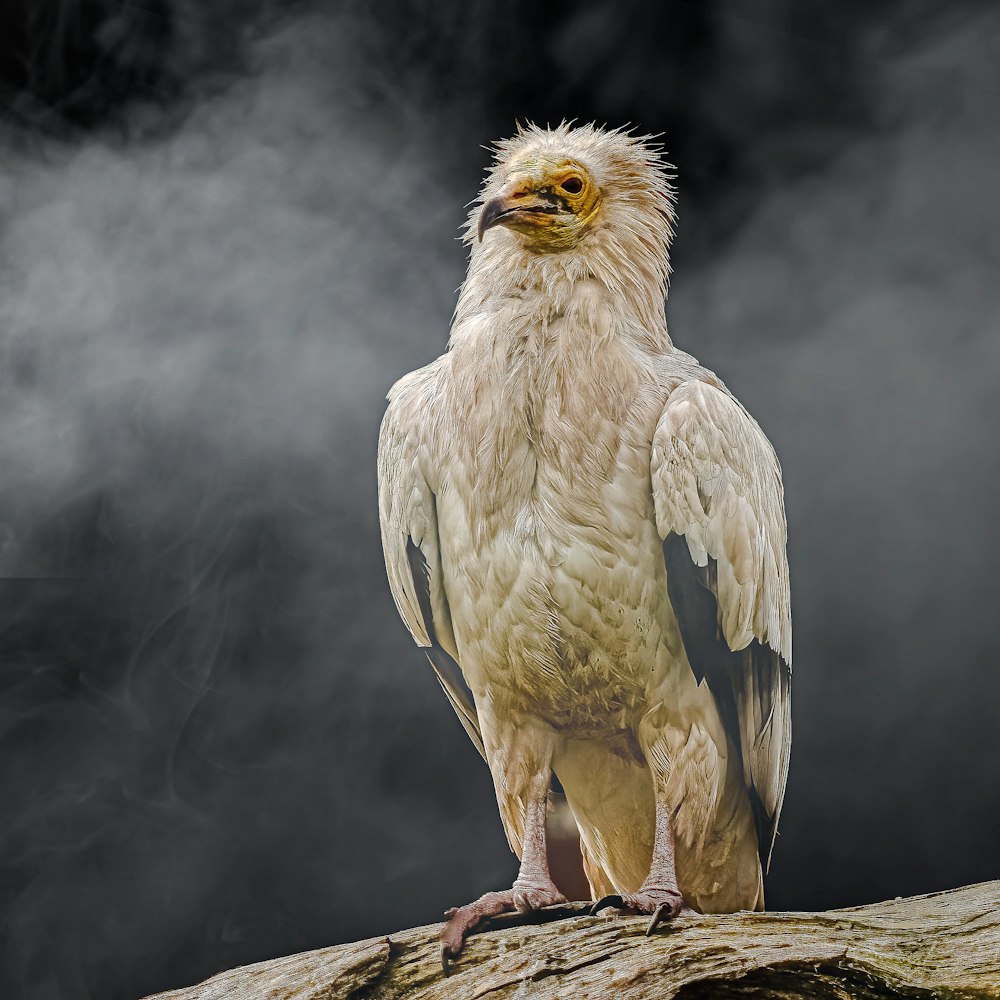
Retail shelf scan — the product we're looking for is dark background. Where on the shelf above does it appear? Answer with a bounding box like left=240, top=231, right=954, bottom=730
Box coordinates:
left=1, top=2, right=998, bottom=998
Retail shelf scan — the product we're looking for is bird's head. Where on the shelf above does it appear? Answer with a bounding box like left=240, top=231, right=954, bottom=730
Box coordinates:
left=476, top=152, right=601, bottom=251
left=471, top=122, right=676, bottom=265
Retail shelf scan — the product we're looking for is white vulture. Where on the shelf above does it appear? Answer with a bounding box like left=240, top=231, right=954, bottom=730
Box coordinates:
left=377, top=123, right=791, bottom=968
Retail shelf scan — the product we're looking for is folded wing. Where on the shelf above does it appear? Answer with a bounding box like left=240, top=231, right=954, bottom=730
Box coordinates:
left=377, top=366, right=484, bottom=758
left=651, top=380, right=792, bottom=869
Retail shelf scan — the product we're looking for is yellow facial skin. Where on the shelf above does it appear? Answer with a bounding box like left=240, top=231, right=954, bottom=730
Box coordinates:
left=478, top=159, right=601, bottom=252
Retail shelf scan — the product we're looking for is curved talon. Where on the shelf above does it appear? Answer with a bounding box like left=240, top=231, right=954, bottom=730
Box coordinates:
left=646, top=901, right=671, bottom=936
left=590, top=894, right=624, bottom=916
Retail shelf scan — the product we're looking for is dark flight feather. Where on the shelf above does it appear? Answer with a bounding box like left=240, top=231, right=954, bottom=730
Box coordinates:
left=405, top=537, right=485, bottom=759
left=663, top=531, right=789, bottom=871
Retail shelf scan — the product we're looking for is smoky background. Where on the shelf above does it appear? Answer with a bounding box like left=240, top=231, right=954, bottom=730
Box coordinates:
left=0, top=1, right=998, bottom=997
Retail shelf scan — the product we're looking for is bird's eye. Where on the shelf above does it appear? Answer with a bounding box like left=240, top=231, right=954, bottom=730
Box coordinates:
left=560, top=176, right=584, bottom=195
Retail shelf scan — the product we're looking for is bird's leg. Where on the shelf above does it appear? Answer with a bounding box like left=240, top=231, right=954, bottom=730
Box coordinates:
left=440, top=770, right=567, bottom=971
left=591, top=788, right=691, bottom=934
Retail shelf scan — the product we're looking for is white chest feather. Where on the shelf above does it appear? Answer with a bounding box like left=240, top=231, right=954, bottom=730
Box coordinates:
left=435, top=280, right=685, bottom=732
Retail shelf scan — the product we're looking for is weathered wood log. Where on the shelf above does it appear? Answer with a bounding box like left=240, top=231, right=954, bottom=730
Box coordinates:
left=146, top=880, right=1000, bottom=999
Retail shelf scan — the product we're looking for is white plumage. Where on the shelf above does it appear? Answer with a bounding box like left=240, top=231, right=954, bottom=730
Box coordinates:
left=378, top=123, right=791, bottom=959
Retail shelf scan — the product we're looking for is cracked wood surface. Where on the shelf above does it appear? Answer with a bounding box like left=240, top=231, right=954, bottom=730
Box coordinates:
left=145, top=880, right=1000, bottom=999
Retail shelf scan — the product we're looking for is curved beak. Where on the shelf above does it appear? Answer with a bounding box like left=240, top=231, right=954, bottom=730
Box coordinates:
left=477, top=196, right=513, bottom=241
left=477, top=179, right=562, bottom=242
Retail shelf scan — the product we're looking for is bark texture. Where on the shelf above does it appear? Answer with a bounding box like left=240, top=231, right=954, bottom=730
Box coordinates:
left=146, top=880, right=1000, bottom=999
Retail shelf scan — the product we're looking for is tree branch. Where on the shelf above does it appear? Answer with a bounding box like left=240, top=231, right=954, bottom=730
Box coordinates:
left=145, top=880, right=1000, bottom=999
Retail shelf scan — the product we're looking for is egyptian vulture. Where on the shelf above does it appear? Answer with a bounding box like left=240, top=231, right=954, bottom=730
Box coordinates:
left=378, top=123, right=791, bottom=967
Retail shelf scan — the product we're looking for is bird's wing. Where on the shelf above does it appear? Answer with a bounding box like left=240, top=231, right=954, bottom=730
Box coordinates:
left=651, top=379, right=791, bottom=870
left=377, top=365, right=484, bottom=759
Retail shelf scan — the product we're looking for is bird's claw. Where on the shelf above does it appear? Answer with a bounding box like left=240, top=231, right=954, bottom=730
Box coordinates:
left=646, top=901, right=674, bottom=936
left=440, top=906, right=474, bottom=977
left=439, top=886, right=569, bottom=975
left=589, top=894, right=624, bottom=915
left=590, top=890, right=686, bottom=932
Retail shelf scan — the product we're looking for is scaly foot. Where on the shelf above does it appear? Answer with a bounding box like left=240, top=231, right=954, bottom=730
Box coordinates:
left=440, top=884, right=567, bottom=973
left=590, top=887, right=689, bottom=935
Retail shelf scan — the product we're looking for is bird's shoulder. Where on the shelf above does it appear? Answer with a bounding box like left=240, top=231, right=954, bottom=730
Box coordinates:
left=652, top=348, right=773, bottom=448
left=385, top=354, right=450, bottom=412
left=378, top=356, right=453, bottom=510
left=380, top=355, right=453, bottom=457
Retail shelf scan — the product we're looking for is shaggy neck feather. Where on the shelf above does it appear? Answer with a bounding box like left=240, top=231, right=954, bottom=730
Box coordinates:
left=451, top=237, right=671, bottom=356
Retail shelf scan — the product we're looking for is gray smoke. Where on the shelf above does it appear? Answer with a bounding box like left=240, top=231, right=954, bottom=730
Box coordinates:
left=0, top=3, right=998, bottom=999
left=0, top=10, right=505, bottom=999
